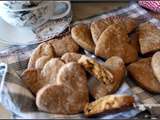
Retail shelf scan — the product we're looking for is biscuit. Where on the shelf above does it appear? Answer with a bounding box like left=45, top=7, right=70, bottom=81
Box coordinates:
left=78, top=55, right=114, bottom=86
left=95, top=24, right=137, bottom=64
left=48, top=35, right=79, bottom=57
left=41, top=58, right=65, bottom=84
left=21, top=69, right=46, bottom=95
left=61, top=52, right=82, bottom=63
left=22, top=58, right=65, bottom=95
left=28, top=42, right=56, bottom=69
left=36, top=62, right=89, bottom=114
left=71, top=24, right=95, bottom=53
left=84, top=95, right=134, bottom=117
left=90, top=19, right=110, bottom=44
left=127, top=58, right=160, bottom=93
left=139, top=22, right=160, bottom=54
left=90, top=16, right=137, bottom=43
left=151, top=51, right=160, bottom=82
left=90, top=56, right=125, bottom=99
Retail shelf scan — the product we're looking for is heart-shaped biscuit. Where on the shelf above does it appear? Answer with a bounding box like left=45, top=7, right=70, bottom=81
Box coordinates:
left=151, top=51, right=160, bottom=83
left=21, top=69, right=45, bottom=95
left=89, top=56, right=125, bottom=99
left=71, top=24, right=95, bottom=53
left=84, top=95, right=134, bottom=117
left=127, top=58, right=160, bottom=93
left=36, top=62, right=89, bottom=114
left=78, top=55, right=114, bottom=86
left=139, top=22, right=160, bottom=54
left=91, top=16, right=137, bottom=43
left=48, top=35, right=80, bottom=57
left=28, top=42, right=56, bottom=69
left=41, top=58, right=65, bottom=84
left=95, top=23, right=137, bottom=64
left=22, top=58, right=65, bottom=95
left=90, top=19, right=110, bottom=44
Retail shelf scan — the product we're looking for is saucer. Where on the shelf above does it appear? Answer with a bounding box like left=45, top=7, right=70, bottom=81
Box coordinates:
left=0, top=13, right=71, bottom=45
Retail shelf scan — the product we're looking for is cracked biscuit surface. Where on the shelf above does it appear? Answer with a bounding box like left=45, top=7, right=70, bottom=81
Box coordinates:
left=84, top=95, right=134, bottom=117
left=78, top=55, right=113, bottom=86
left=90, top=56, right=125, bottom=99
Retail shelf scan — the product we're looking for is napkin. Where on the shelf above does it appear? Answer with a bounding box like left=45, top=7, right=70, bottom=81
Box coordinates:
left=139, top=1, right=160, bottom=13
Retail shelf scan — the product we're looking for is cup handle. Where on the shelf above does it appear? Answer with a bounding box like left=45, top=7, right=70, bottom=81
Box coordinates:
left=50, top=1, right=71, bottom=20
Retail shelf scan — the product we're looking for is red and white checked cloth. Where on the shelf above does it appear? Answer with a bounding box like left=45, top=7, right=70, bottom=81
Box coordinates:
left=139, top=1, right=160, bottom=13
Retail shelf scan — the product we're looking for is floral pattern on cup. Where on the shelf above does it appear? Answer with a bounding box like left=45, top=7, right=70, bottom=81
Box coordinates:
left=1, top=1, right=42, bottom=10
left=0, top=1, right=71, bottom=29
left=0, top=2, right=52, bottom=28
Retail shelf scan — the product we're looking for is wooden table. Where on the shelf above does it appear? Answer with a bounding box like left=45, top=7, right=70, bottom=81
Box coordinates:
left=71, top=2, right=128, bottom=21
left=0, top=1, right=150, bottom=119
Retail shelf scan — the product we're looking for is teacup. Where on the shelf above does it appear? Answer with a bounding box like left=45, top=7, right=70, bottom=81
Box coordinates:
left=0, top=1, right=71, bottom=29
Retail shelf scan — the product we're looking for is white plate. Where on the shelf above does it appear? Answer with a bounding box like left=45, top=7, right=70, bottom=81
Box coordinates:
left=0, top=18, right=37, bottom=45
left=0, top=14, right=71, bottom=45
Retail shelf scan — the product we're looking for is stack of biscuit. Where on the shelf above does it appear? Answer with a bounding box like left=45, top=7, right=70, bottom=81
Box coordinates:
left=71, top=16, right=138, bottom=64
left=21, top=15, right=160, bottom=117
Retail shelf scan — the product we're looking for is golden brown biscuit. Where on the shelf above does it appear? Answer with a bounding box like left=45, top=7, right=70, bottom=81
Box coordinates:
left=90, top=56, right=125, bottom=99
left=84, top=95, right=134, bottom=117
left=127, top=58, right=160, bottom=93
left=90, top=19, right=110, bottom=44
left=129, top=31, right=140, bottom=53
left=22, top=58, right=65, bottom=95
left=21, top=69, right=46, bottom=95
left=71, top=24, right=95, bottom=53
left=90, top=16, right=137, bottom=43
left=95, top=24, right=137, bottom=64
left=36, top=62, right=89, bottom=114
left=151, top=51, right=160, bottom=82
left=78, top=55, right=113, bottom=86
left=61, top=52, right=82, bottom=63
left=28, top=42, right=56, bottom=69
left=48, top=35, right=79, bottom=57
left=36, top=85, right=69, bottom=114
left=41, top=58, right=65, bottom=84
left=139, top=22, right=160, bottom=54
